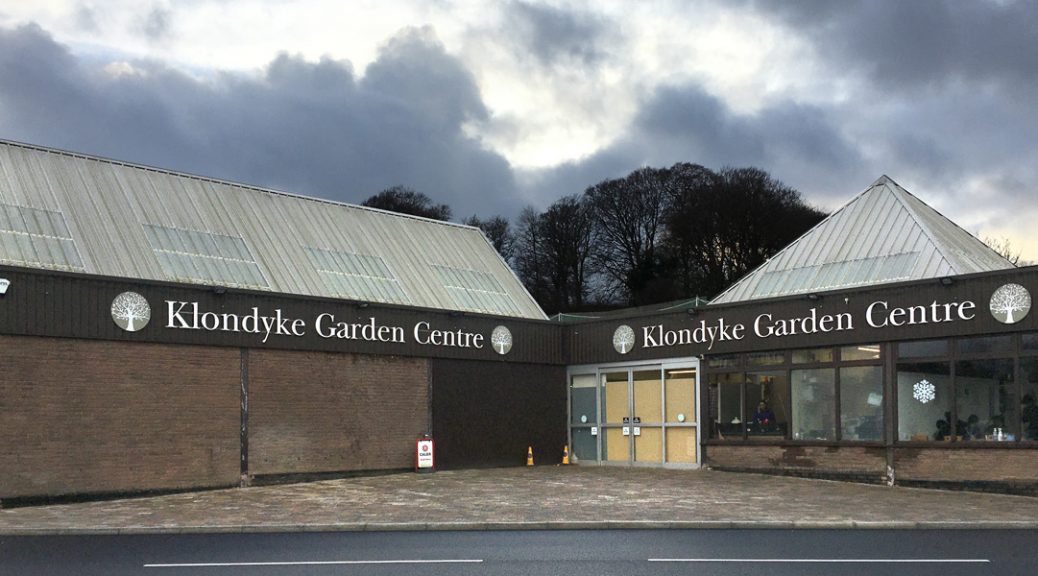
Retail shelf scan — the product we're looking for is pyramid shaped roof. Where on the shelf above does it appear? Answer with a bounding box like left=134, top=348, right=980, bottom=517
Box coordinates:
left=710, top=176, right=1014, bottom=305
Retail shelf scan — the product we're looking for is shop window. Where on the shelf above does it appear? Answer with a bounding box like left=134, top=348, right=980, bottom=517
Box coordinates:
left=747, top=352, right=784, bottom=366
left=664, top=369, right=696, bottom=424
left=707, top=355, right=740, bottom=369
left=745, top=371, right=788, bottom=438
left=792, top=348, right=833, bottom=364
left=957, top=336, right=1012, bottom=356
left=1022, top=333, right=1038, bottom=351
left=898, top=339, right=948, bottom=359
left=897, top=362, right=952, bottom=441
left=570, top=374, right=596, bottom=426
left=570, top=428, right=596, bottom=463
left=1022, top=358, right=1038, bottom=441
left=955, top=359, right=1015, bottom=442
left=709, top=372, right=742, bottom=439
left=791, top=368, right=835, bottom=440
left=708, top=347, right=881, bottom=443
left=841, top=344, right=881, bottom=361
left=840, top=366, right=883, bottom=441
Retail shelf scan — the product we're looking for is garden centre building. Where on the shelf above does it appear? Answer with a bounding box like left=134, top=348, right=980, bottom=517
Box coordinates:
left=1, top=139, right=1037, bottom=505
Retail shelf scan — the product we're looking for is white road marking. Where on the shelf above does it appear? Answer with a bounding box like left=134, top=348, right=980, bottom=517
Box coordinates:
left=145, top=559, right=483, bottom=568
left=650, top=558, right=990, bottom=563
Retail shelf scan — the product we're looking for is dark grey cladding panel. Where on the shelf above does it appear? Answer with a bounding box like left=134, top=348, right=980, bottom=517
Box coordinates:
left=566, top=267, right=1038, bottom=364
left=0, top=266, right=563, bottom=364
left=431, top=359, right=566, bottom=468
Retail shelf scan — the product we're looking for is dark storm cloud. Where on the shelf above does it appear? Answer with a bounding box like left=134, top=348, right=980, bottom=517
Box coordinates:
left=500, top=1, right=611, bottom=65
left=525, top=83, right=866, bottom=208
left=0, top=24, right=519, bottom=218
left=753, top=0, right=1038, bottom=90
left=741, top=0, right=1038, bottom=236
left=511, top=0, right=1038, bottom=226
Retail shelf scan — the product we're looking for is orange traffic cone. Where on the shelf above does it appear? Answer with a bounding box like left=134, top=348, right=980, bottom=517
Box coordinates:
left=526, top=446, right=534, bottom=466
left=562, top=445, right=570, bottom=465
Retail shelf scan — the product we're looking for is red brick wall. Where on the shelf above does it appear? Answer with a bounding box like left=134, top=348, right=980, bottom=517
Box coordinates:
left=0, top=335, right=240, bottom=499
left=895, top=448, right=1038, bottom=482
left=248, top=350, right=429, bottom=476
left=706, top=445, right=887, bottom=479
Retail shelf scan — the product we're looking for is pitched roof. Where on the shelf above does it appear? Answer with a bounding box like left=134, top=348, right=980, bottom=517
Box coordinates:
left=711, top=175, right=1014, bottom=305
left=0, top=139, right=546, bottom=320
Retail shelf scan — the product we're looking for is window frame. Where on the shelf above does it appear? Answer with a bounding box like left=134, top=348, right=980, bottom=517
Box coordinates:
left=895, top=333, right=1036, bottom=446
left=705, top=345, right=884, bottom=445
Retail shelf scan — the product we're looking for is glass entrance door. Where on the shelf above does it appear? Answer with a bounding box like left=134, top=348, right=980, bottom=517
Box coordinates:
left=632, top=369, right=663, bottom=463
left=569, top=360, right=699, bottom=466
left=602, top=371, right=629, bottom=462
left=602, top=369, right=664, bottom=464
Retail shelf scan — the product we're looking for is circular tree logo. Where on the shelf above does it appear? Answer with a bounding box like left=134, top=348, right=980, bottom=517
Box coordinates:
left=491, top=325, right=513, bottom=355
left=613, top=325, right=635, bottom=354
left=989, top=283, right=1031, bottom=324
left=111, top=291, right=151, bottom=332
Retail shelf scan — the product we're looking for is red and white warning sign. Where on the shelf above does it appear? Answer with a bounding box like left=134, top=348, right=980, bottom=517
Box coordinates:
left=416, top=437, right=435, bottom=471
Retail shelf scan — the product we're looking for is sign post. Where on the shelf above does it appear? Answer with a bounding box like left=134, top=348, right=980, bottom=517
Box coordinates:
left=415, top=435, right=435, bottom=473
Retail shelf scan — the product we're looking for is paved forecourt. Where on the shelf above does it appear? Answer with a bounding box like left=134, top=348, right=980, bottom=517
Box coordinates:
left=3, top=467, right=1038, bottom=534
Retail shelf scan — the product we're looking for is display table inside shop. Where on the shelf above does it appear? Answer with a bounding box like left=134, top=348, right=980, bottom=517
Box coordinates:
left=716, top=422, right=788, bottom=438
left=748, top=423, right=787, bottom=437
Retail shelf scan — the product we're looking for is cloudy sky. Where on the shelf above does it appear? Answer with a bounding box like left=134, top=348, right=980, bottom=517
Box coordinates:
left=0, top=1, right=1036, bottom=259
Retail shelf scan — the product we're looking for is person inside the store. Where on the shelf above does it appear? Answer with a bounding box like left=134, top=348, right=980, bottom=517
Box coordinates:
left=752, top=400, right=776, bottom=428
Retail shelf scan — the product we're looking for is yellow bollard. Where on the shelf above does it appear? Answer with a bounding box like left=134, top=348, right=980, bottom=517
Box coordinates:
left=526, top=446, right=534, bottom=466
left=562, top=445, right=570, bottom=465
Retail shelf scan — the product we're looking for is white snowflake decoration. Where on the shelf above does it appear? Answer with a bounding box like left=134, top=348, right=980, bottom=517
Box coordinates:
left=913, top=379, right=935, bottom=404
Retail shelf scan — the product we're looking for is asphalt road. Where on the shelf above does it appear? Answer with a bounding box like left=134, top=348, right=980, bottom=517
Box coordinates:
left=3, top=529, right=1037, bottom=575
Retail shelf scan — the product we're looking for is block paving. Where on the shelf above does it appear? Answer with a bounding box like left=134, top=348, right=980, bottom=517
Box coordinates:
left=3, top=467, right=1038, bottom=534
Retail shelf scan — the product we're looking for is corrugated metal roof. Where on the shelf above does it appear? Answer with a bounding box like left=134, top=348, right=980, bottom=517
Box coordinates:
left=711, top=175, right=1014, bottom=304
left=0, top=139, right=547, bottom=320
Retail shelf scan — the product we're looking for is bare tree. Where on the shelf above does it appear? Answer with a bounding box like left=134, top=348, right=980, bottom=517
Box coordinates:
left=111, top=292, right=151, bottom=331
left=585, top=166, right=672, bottom=305
left=464, top=215, right=514, bottom=262
left=982, top=235, right=1022, bottom=266
left=513, top=206, right=550, bottom=308
left=512, top=197, right=596, bottom=314
left=665, top=165, right=826, bottom=299
left=362, top=186, right=452, bottom=221
left=990, top=283, right=1031, bottom=324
